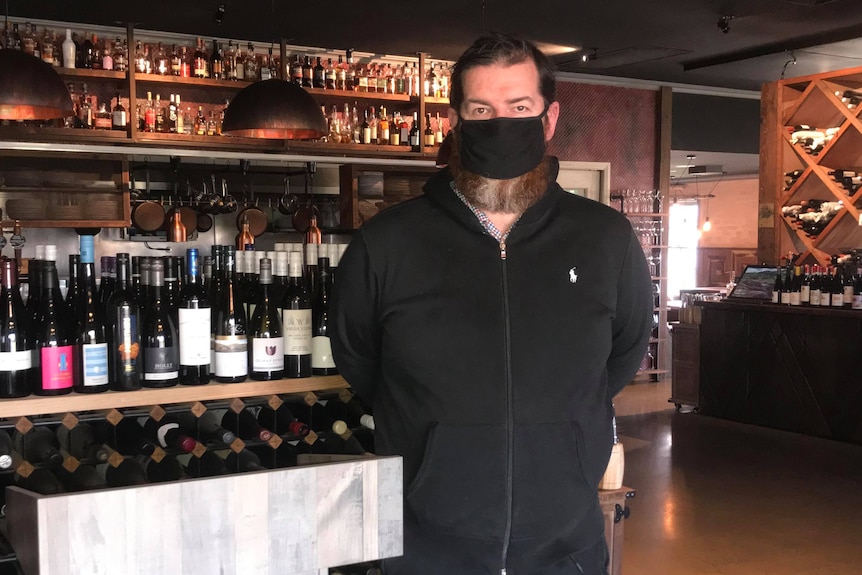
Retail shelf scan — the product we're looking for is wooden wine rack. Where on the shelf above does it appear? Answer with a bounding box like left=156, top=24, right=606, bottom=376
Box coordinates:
left=762, top=65, right=862, bottom=266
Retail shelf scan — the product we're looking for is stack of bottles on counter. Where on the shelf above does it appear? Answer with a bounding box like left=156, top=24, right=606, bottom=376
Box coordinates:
left=0, top=238, right=348, bottom=398
left=1, top=387, right=374, bottom=495
left=771, top=259, right=862, bottom=310
left=324, top=104, right=446, bottom=149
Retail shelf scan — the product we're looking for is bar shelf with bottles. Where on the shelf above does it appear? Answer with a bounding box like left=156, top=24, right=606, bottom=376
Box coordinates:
left=0, top=17, right=450, bottom=159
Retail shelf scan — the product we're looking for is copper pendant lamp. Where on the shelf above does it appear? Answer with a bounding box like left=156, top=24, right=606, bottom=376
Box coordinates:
left=0, top=49, right=73, bottom=120
left=221, top=79, right=327, bottom=139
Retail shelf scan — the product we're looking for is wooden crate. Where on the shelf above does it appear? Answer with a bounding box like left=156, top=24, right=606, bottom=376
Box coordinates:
left=5, top=456, right=403, bottom=575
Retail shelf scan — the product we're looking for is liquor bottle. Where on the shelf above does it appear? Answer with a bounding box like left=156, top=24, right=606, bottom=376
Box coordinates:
left=302, top=56, right=313, bottom=88
left=110, top=94, right=127, bottom=132
left=153, top=42, right=169, bottom=75
left=290, top=54, right=303, bottom=85
left=248, top=259, right=284, bottom=381
left=0, top=258, right=32, bottom=398
left=224, top=449, right=267, bottom=472
left=399, top=112, right=410, bottom=146
left=195, top=105, right=207, bottom=135
left=80, top=33, right=93, bottom=69
left=210, top=40, right=223, bottom=79
left=179, top=248, right=211, bottom=385
left=144, top=92, right=156, bottom=132
left=236, top=214, right=255, bottom=250
left=361, top=109, right=371, bottom=144
left=141, top=258, right=179, bottom=387
left=176, top=411, right=236, bottom=445
left=180, top=45, right=192, bottom=77
left=214, top=246, right=248, bottom=383
left=57, top=422, right=109, bottom=463
left=78, top=87, right=93, bottom=129
left=260, top=48, right=272, bottom=81
left=244, top=42, right=258, bottom=81
left=155, top=94, right=165, bottom=133
left=193, top=37, right=209, bottom=78
left=34, top=260, right=74, bottom=395
left=282, top=251, right=312, bottom=378
left=313, top=56, right=326, bottom=89
left=424, top=113, right=435, bottom=147
left=257, top=403, right=310, bottom=437
left=336, top=55, right=346, bottom=90
left=831, top=266, right=844, bottom=307
left=789, top=266, right=802, bottom=307
left=221, top=409, right=273, bottom=441
left=61, top=29, right=75, bottom=69
left=435, top=111, right=444, bottom=144
left=104, top=458, right=149, bottom=487
left=106, top=253, right=142, bottom=391
left=99, top=418, right=156, bottom=456
left=410, top=112, right=421, bottom=152
left=185, top=450, right=227, bottom=478
left=14, top=427, right=64, bottom=467
left=73, top=236, right=109, bottom=393
left=357, top=63, right=368, bottom=93
left=368, top=106, right=378, bottom=143
left=312, top=252, right=338, bottom=375
left=377, top=107, right=390, bottom=145
left=345, top=49, right=357, bottom=91
left=167, top=94, right=178, bottom=133
left=224, top=40, right=237, bottom=80
left=800, top=264, right=811, bottom=305
left=141, top=415, right=196, bottom=453
left=389, top=111, right=401, bottom=145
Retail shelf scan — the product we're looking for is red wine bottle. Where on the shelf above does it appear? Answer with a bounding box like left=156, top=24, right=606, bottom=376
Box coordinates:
left=177, top=411, right=236, bottom=445
left=221, top=409, right=273, bottom=442
left=0, top=258, right=33, bottom=398
left=55, top=463, right=107, bottom=492
left=99, top=418, right=156, bottom=456
left=247, top=441, right=298, bottom=469
left=249, top=258, right=284, bottom=380
left=141, top=415, right=196, bottom=453
left=257, top=403, right=310, bottom=437
left=13, top=427, right=64, bottom=468
left=178, top=248, right=211, bottom=385
left=185, top=450, right=227, bottom=477
left=141, top=257, right=179, bottom=387
left=106, top=253, right=142, bottom=391
left=56, top=422, right=109, bottom=463
left=282, top=251, right=312, bottom=378
left=34, top=260, right=74, bottom=396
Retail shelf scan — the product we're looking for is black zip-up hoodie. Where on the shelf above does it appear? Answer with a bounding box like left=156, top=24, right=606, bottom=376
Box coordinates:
left=331, top=159, right=652, bottom=574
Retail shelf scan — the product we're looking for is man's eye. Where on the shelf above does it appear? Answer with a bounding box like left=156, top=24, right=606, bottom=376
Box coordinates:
left=515, top=106, right=527, bottom=112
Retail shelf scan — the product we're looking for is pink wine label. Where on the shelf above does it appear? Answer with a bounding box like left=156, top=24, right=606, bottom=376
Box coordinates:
left=41, top=345, right=74, bottom=390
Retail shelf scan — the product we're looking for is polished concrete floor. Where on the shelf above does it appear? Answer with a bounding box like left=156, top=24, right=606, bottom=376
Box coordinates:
left=614, top=381, right=862, bottom=575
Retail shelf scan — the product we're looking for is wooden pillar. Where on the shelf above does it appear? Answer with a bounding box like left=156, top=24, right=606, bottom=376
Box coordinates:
left=758, top=82, right=780, bottom=265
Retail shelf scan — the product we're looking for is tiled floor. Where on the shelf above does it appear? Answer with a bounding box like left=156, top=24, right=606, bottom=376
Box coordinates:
left=613, top=381, right=862, bottom=575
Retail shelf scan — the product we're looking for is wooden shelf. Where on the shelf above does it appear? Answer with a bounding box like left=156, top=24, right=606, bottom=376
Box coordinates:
left=135, top=73, right=252, bottom=90
left=0, top=219, right=127, bottom=228
left=0, top=375, right=348, bottom=418
left=0, top=126, right=129, bottom=143
left=625, top=212, right=669, bottom=218
left=309, top=87, right=411, bottom=102
left=58, top=68, right=127, bottom=81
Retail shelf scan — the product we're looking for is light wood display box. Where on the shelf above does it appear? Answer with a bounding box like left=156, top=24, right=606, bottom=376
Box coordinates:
left=5, top=455, right=403, bottom=575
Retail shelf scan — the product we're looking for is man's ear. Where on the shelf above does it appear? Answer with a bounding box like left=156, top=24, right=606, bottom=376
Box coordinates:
left=544, top=101, right=560, bottom=142
left=447, top=107, right=459, bottom=130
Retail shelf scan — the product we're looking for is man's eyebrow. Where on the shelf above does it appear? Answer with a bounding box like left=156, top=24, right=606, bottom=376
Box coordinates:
left=463, top=96, right=536, bottom=106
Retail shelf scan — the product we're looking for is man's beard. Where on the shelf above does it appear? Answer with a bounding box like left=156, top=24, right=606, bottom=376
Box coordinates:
left=448, top=130, right=550, bottom=214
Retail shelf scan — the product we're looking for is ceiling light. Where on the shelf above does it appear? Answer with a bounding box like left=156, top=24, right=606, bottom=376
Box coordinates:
left=579, top=49, right=597, bottom=63
left=702, top=217, right=712, bottom=232
left=0, top=50, right=73, bottom=120
left=222, top=79, right=328, bottom=139
left=532, top=41, right=581, bottom=57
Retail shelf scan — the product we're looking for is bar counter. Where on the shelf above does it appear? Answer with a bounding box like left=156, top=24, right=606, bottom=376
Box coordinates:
left=698, top=300, right=862, bottom=445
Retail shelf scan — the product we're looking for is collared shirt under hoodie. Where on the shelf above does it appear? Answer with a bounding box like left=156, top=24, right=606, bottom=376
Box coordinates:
left=331, top=157, right=652, bottom=574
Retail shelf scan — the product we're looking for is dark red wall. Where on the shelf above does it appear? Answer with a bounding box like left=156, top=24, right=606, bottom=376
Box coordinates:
left=547, top=81, right=658, bottom=192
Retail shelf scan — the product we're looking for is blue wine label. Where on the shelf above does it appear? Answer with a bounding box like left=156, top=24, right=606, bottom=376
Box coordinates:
left=79, top=235, right=95, bottom=264
left=82, top=342, right=109, bottom=386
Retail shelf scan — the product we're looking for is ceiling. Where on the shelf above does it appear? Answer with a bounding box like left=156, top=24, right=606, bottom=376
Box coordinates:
left=12, top=0, right=862, bottom=179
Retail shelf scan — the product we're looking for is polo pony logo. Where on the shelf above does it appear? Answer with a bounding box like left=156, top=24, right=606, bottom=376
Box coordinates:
left=569, top=267, right=578, bottom=284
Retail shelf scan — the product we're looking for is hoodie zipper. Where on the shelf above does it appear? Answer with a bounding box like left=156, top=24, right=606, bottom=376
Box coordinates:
left=499, top=237, right=513, bottom=574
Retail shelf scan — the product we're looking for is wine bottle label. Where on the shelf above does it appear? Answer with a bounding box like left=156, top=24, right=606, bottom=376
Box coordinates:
left=283, top=309, right=312, bottom=355
left=780, top=292, right=790, bottom=305
left=113, top=312, right=140, bottom=373
left=143, top=347, right=179, bottom=380
left=113, top=110, right=127, bottom=127
left=252, top=337, right=285, bottom=371
left=41, top=345, right=75, bottom=390
left=831, top=293, right=843, bottom=307
left=179, top=308, right=211, bottom=366
left=82, top=342, right=109, bottom=386
left=853, top=294, right=862, bottom=310
left=311, top=336, right=336, bottom=369
left=810, top=289, right=821, bottom=306
left=800, top=285, right=810, bottom=302
left=214, top=335, right=248, bottom=377
left=789, top=292, right=800, bottom=306
left=0, top=350, right=32, bottom=371
left=819, top=292, right=831, bottom=306
left=843, top=286, right=854, bottom=302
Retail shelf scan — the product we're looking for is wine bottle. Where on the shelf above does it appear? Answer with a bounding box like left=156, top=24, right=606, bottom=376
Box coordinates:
left=789, top=266, right=802, bottom=307
left=221, top=409, right=273, bottom=442
left=26, top=245, right=44, bottom=329
left=55, top=463, right=107, bottom=492
left=282, top=251, right=312, bottom=378
left=819, top=266, right=833, bottom=307
left=780, top=265, right=792, bottom=305
left=809, top=265, right=821, bottom=307
left=73, top=236, right=110, bottom=393
left=0, top=258, right=33, bottom=398
left=214, top=246, right=248, bottom=383
left=104, top=457, right=149, bottom=487
left=106, top=253, right=142, bottom=391
left=409, top=111, right=420, bottom=152
left=0, top=429, right=14, bottom=470
left=327, top=420, right=368, bottom=455
left=854, top=267, right=862, bottom=310
left=176, top=411, right=236, bottom=445
left=34, top=260, right=74, bottom=395
left=13, top=427, right=64, bottom=468
left=139, top=453, right=184, bottom=483
left=328, top=391, right=375, bottom=431
left=800, top=264, right=811, bottom=305
left=305, top=243, right=318, bottom=302
left=178, top=248, right=211, bottom=385
left=163, top=255, right=181, bottom=322
left=312, top=253, right=338, bottom=376
left=250, top=258, right=284, bottom=381
left=56, top=422, right=109, bottom=463
left=842, top=266, right=855, bottom=306
left=185, top=450, right=227, bottom=478
left=97, top=255, right=116, bottom=322
left=141, top=258, right=179, bottom=388
left=99, top=418, right=156, bottom=456
left=830, top=266, right=844, bottom=307
left=257, top=403, right=310, bottom=437
left=224, top=448, right=266, bottom=472
left=140, top=415, right=196, bottom=453
left=247, top=440, right=297, bottom=469
left=16, top=468, right=65, bottom=494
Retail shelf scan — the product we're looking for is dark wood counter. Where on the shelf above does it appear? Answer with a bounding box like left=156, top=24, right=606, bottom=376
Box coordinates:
left=698, top=301, right=862, bottom=445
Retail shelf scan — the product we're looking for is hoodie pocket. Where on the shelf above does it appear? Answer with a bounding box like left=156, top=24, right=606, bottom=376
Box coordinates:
left=511, top=420, right=611, bottom=540
left=406, top=422, right=507, bottom=539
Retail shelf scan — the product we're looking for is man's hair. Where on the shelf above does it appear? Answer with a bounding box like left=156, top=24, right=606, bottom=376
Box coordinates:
left=449, top=32, right=556, bottom=114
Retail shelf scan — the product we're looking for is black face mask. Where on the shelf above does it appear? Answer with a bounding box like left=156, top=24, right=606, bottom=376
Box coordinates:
left=457, top=106, right=548, bottom=180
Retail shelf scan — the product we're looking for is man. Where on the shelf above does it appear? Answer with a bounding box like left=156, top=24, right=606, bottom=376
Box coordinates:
left=331, top=33, right=652, bottom=575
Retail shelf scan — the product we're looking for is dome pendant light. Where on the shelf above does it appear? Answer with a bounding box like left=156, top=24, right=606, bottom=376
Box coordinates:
left=0, top=49, right=73, bottom=120
left=221, top=79, right=327, bottom=139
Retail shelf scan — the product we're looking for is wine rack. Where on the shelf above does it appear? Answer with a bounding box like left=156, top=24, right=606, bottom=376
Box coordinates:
left=765, top=65, right=862, bottom=266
